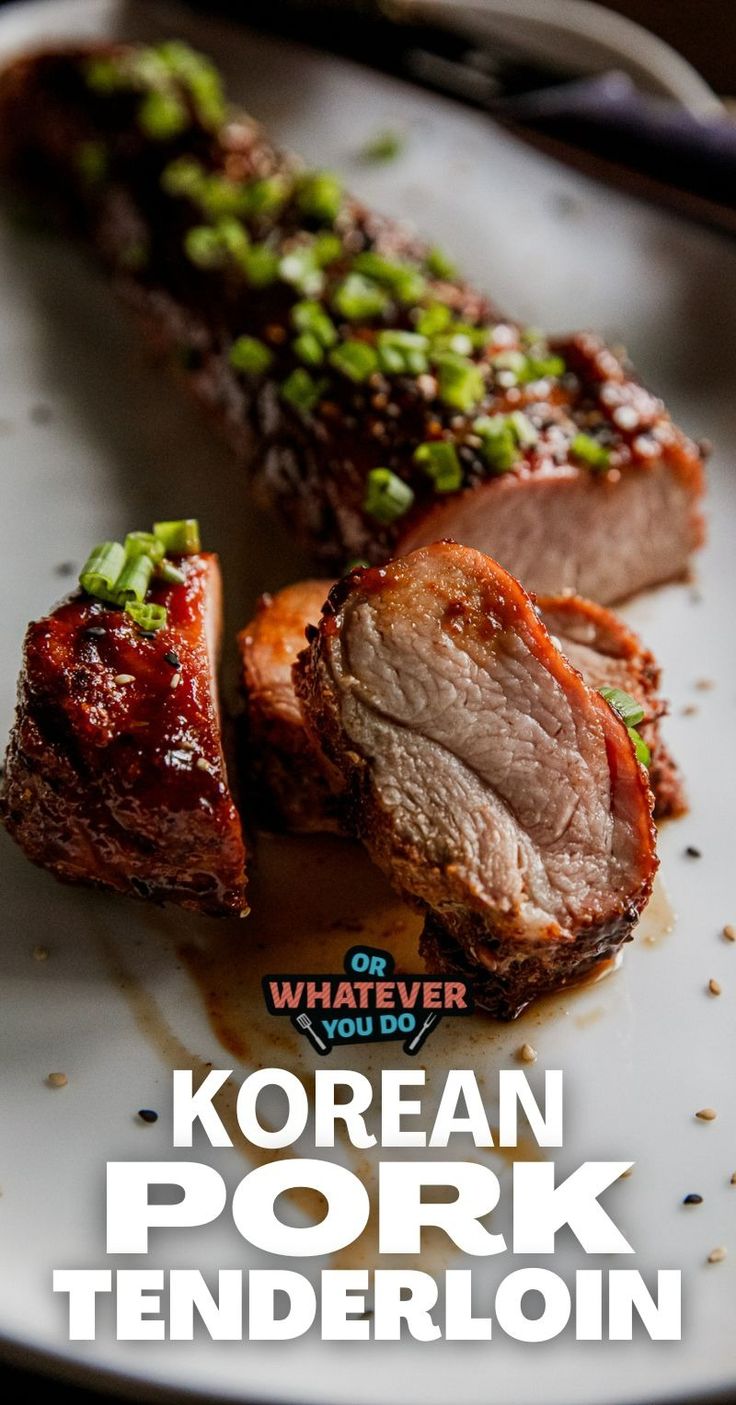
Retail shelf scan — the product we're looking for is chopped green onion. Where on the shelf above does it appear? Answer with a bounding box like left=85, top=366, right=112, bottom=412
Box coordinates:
left=352, top=252, right=426, bottom=305
left=229, top=335, right=273, bottom=375
left=279, top=245, right=324, bottom=297
left=359, top=130, right=403, bottom=164
left=161, top=156, right=206, bottom=199
left=138, top=88, right=188, bottom=141
left=313, top=232, right=343, bottom=267
left=414, top=440, right=463, bottom=493
left=490, top=349, right=529, bottom=382
left=431, top=331, right=475, bottom=358
left=434, top=352, right=485, bottom=413
left=329, top=339, right=379, bottom=382
left=599, top=687, right=645, bottom=729
left=507, top=411, right=538, bottom=447
left=153, top=519, right=201, bottom=554
left=525, top=352, right=566, bottom=381
left=244, top=175, right=291, bottom=220
left=293, top=331, right=325, bottom=366
left=240, top=242, right=280, bottom=288
left=333, top=272, right=388, bottom=321
left=184, top=225, right=225, bottom=269
left=156, top=42, right=226, bottom=130
left=363, top=467, right=414, bottom=523
left=125, top=600, right=168, bottom=632
left=157, top=560, right=186, bottom=585
left=599, top=687, right=650, bottom=767
left=426, top=246, right=456, bottom=280
left=217, top=216, right=250, bottom=263
left=198, top=174, right=251, bottom=220
left=79, top=541, right=126, bottom=602
left=630, top=731, right=651, bottom=767
left=75, top=141, right=107, bottom=184
left=570, top=432, right=611, bottom=471
left=415, top=302, right=452, bottom=338
left=291, top=300, right=337, bottom=348
left=83, top=56, right=125, bottom=93
left=297, top=171, right=343, bottom=224
left=280, top=368, right=326, bottom=414
left=377, top=329, right=429, bottom=376
left=473, top=415, right=519, bottom=473
left=124, top=531, right=164, bottom=565
left=112, top=551, right=154, bottom=604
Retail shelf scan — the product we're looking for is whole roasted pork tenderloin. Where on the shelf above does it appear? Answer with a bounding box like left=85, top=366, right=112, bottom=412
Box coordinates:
left=0, top=41, right=705, bottom=602
left=1, top=539, right=248, bottom=916
left=294, top=543, right=659, bottom=1017
left=239, top=575, right=683, bottom=829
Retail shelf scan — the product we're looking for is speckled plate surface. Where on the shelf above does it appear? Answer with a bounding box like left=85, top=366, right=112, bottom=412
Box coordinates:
left=0, top=2, right=735, bottom=1403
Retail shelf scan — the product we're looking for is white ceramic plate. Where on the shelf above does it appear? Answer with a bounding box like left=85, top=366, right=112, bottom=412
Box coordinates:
left=0, top=2, right=735, bottom=1403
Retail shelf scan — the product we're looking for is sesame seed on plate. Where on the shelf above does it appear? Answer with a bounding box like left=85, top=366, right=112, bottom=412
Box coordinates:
left=695, top=1107, right=717, bottom=1121
left=138, top=1108, right=159, bottom=1124
left=516, top=1042, right=537, bottom=1064
left=32, top=945, right=49, bottom=962
left=47, top=1071, right=68, bottom=1088
left=685, top=846, right=702, bottom=859
left=114, top=673, right=135, bottom=686
left=708, top=978, right=722, bottom=996
left=730, top=1172, right=736, bottom=1185
left=683, top=1193, right=703, bottom=1205
left=723, top=925, right=735, bottom=942
left=695, top=678, right=715, bottom=690
left=707, top=1247, right=727, bottom=1264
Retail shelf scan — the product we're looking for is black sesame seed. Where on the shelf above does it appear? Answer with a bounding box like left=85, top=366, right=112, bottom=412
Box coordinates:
left=683, top=1193, right=703, bottom=1205
left=685, top=846, right=702, bottom=859
left=164, top=650, right=180, bottom=669
left=138, top=630, right=156, bottom=640
left=138, top=1108, right=158, bottom=1124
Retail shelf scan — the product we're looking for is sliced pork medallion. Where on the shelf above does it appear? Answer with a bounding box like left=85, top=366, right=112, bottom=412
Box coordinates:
left=0, top=43, right=705, bottom=602
left=238, top=577, right=681, bottom=828
left=294, top=543, right=658, bottom=1016
left=1, top=528, right=248, bottom=916
left=238, top=580, right=342, bottom=832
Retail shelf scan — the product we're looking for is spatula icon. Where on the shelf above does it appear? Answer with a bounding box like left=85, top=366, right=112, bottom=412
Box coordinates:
left=292, top=1012, right=332, bottom=1055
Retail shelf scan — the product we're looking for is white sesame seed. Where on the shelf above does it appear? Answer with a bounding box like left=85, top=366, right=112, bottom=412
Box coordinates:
left=730, top=1172, right=736, bottom=1185
left=707, top=1247, right=727, bottom=1264
left=612, top=405, right=640, bottom=431
left=516, top=1042, right=537, bottom=1064
left=708, top=978, right=722, bottom=996
left=196, top=756, right=213, bottom=773
left=723, top=924, right=736, bottom=942
left=170, top=672, right=182, bottom=689
left=696, top=1107, right=717, bottom=1121
left=47, top=1071, right=68, bottom=1088
left=114, top=673, right=135, bottom=685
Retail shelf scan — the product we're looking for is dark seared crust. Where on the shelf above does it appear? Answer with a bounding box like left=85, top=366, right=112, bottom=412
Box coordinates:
left=237, top=581, right=342, bottom=832
left=419, top=910, right=632, bottom=1020
left=0, top=44, right=706, bottom=600
left=0, top=555, right=248, bottom=916
left=294, top=544, right=658, bottom=1017
left=536, top=593, right=685, bottom=819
